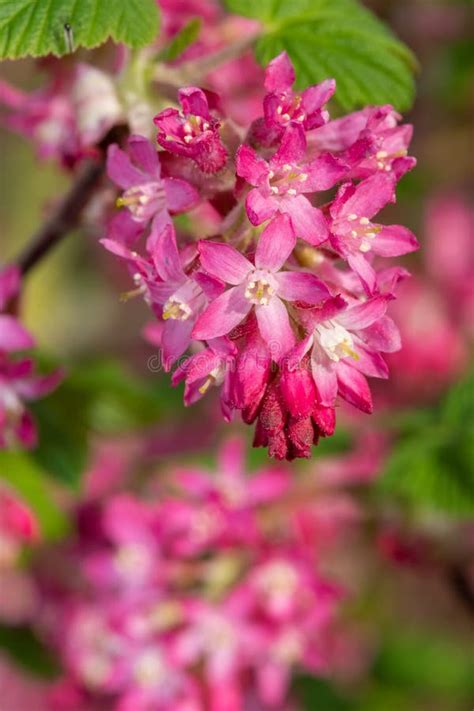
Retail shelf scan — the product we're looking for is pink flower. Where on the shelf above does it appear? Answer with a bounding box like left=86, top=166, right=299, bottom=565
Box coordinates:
left=147, top=225, right=216, bottom=369
left=193, top=214, right=330, bottom=354
left=263, top=51, right=335, bottom=135
left=0, top=267, right=63, bottom=449
left=328, top=173, right=418, bottom=293
left=172, top=336, right=236, bottom=416
left=294, top=294, right=400, bottom=413
left=237, top=125, right=347, bottom=245
left=311, top=104, right=416, bottom=181
left=0, top=63, right=122, bottom=168
left=107, top=135, right=198, bottom=237
left=154, top=87, right=228, bottom=173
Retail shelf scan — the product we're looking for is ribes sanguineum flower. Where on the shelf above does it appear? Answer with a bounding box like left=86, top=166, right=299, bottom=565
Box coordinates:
left=263, top=52, right=335, bottom=133
left=193, top=214, right=330, bottom=354
left=237, top=125, right=347, bottom=245
left=328, top=173, right=418, bottom=293
left=0, top=267, right=63, bottom=450
left=154, top=87, right=228, bottom=173
left=107, top=135, right=198, bottom=245
left=33, top=438, right=355, bottom=710
left=102, top=51, right=418, bottom=459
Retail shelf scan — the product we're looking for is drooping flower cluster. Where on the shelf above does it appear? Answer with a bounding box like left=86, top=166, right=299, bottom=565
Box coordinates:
left=37, top=438, right=359, bottom=711
left=0, top=266, right=63, bottom=449
left=103, top=51, right=418, bottom=460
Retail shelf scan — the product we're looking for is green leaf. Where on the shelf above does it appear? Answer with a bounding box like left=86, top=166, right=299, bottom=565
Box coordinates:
left=0, top=625, right=59, bottom=678
left=373, top=630, right=474, bottom=698
left=29, top=358, right=181, bottom=486
left=379, top=373, right=474, bottom=516
left=159, top=18, right=202, bottom=62
left=224, top=0, right=417, bottom=111
left=0, top=450, right=69, bottom=540
left=0, top=0, right=160, bottom=59
left=294, top=676, right=354, bottom=710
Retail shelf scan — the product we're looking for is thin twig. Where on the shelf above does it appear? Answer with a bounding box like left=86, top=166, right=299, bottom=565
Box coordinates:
left=14, top=126, right=127, bottom=276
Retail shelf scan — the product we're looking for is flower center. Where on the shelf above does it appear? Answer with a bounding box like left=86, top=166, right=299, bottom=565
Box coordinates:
left=375, top=148, right=408, bottom=171
left=162, top=297, right=192, bottom=321
left=181, top=114, right=211, bottom=143
left=133, top=649, right=167, bottom=687
left=268, top=162, right=308, bottom=196
left=275, top=94, right=305, bottom=125
left=316, top=321, right=357, bottom=362
left=344, top=213, right=382, bottom=253
left=116, top=182, right=165, bottom=221
left=244, top=270, right=278, bottom=305
left=198, top=364, right=226, bottom=395
left=257, top=561, right=299, bottom=597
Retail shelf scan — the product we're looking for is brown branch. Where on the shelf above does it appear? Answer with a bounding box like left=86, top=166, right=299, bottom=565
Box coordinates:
left=15, top=126, right=127, bottom=277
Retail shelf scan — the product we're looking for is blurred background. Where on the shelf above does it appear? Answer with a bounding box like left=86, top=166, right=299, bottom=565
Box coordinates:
left=0, top=1, right=472, bottom=709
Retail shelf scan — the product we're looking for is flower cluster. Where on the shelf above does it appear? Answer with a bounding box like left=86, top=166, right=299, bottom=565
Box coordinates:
left=38, top=438, right=358, bottom=711
left=0, top=63, right=122, bottom=168
left=0, top=266, right=63, bottom=449
left=103, top=51, right=417, bottom=460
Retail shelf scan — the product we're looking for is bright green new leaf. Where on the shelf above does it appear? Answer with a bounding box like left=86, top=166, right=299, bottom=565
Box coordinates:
left=0, top=450, right=69, bottom=540
left=225, top=0, right=417, bottom=111
left=0, top=0, right=160, bottom=59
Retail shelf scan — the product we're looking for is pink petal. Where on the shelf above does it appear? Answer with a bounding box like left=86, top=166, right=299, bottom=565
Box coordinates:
left=302, top=79, right=336, bottom=114
left=162, top=319, right=194, bottom=370
left=311, top=346, right=338, bottom=406
left=199, top=241, right=252, bottom=285
left=336, top=295, right=390, bottom=330
left=336, top=360, right=373, bottom=413
left=178, top=87, right=210, bottom=118
left=192, top=286, right=251, bottom=340
left=106, top=144, right=144, bottom=189
left=0, top=316, right=34, bottom=352
left=347, top=253, right=376, bottom=294
left=303, top=152, right=348, bottom=192
left=99, top=237, right=145, bottom=264
left=273, top=124, right=306, bottom=165
left=279, top=195, right=328, bottom=246
left=193, top=271, right=226, bottom=300
left=147, top=210, right=173, bottom=253
left=373, top=224, right=419, bottom=257
left=246, top=189, right=276, bottom=225
left=264, top=51, right=295, bottom=93
left=359, top=316, right=401, bottom=353
left=186, top=348, right=224, bottom=383
left=255, top=297, right=295, bottom=358
left=339, top=173, right=395, bottom=220
left=349, top=343, right=389, bottom=378
left=16, top=411, right=37, bottom=449
left=106, top=211, right=144, bottom=248
left=152, top=225, right=184, bottom=282
left=163, top=177, right=199, bottom=213
left=255, top=214, right=295, bottom=271
left=127, top=135, right=159, bottom=176
left=236, top=145, right=269, bottom=186
left=276, top=271, right=330, bottom=304
left=16, top=369, right=64, bottom=399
